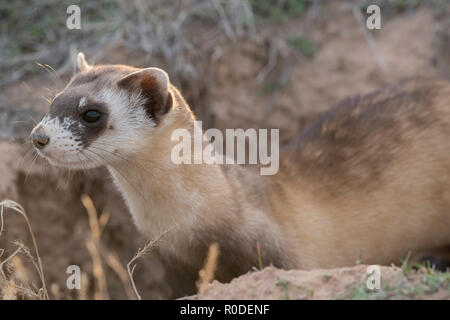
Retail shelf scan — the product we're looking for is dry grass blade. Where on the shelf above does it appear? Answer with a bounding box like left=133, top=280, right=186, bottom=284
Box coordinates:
left=0, top=242, right=41, bottom=300
left=127, top=229, right=171, bottom=300
left=352, top=6, right=388, bottom=72
left=0, top=243, right=24, bottom=281
left=104, top=251, right=136, bottom=300
left=196, top=243, right=220, bottom=295
left=0, top=200, right=48, bottom=299
left=81, top=194, right=109, bottom=239
left=78, top=272, right=89, bottom=300
left=85, top=238, right=109, bottom=300
left=81, top=194, right=110, bottom=300
left=81, top=194, right=142, bottom=300
left=256, top=241, right=263, bottom=270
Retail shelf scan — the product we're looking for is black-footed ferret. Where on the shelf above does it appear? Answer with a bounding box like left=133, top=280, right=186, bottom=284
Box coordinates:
left=31, top=53, right=450, bottom=297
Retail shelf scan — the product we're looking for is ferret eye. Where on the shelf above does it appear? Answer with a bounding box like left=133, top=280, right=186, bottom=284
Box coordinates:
left=82, top=110, right=101, bottom=123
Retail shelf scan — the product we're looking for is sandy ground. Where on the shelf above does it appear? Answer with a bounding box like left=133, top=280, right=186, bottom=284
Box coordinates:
left=0, top=3, right=449, bottom=299
left=196, top=265, right=450, bottom=300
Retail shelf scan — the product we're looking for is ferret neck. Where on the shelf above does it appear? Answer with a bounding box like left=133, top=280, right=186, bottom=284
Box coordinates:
left=107, top=114, right=231, bottom=238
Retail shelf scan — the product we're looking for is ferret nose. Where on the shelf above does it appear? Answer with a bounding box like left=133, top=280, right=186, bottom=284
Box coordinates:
left=31, top=131, right=49, bottom=149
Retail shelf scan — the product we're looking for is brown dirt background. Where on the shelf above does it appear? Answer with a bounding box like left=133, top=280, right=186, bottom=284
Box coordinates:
left=0, top=2, right=449, bottom=299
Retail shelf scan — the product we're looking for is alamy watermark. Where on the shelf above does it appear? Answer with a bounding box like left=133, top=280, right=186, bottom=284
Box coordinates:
left=66, top=5, right=81, bottom=30
left=171, top=121, right=279, bottom=175
left=366, top=265, right=381, bottom=290
left=366, top=5, right=381, bottom=30
left=66, top=265, right=81, bottom=290
left=65, top=4, right=381, bottom=31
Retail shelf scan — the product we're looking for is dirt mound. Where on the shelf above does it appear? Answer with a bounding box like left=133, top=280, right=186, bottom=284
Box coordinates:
left=196, top=265, right=450, bottom=300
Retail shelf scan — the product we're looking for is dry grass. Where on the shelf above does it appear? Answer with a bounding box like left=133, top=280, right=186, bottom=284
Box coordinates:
left=81, top=194, right=110, bottom=299
left=126, top=229, right=171, bottom=300
left=196, top=243, right=220, bottom=295
left=81, top=194, right=137, bottom=299
left=0, top=0, right=255, bottom=88
left=82, top=194, right=172, bottom=300
left=0, top=200, right=48, bottom=300
left=0, top=195, right=171, bottom=300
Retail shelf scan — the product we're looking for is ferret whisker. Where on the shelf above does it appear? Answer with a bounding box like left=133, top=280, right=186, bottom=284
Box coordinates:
left=36, top=61, right=63, bottom=85
left=88, top=142, right=144, bottom=160
left=91, top=141, right=156, bottom=163
left=83, top=149, right=141, bottom=190
left=53, top=151, right=70, bottom=191
left=24, top=152, right=39, bottom=185
left=28, top=116, right=38, bottom=126
left=88, top=145, right=153, bottom=175
left=88, top=145, right=137, bottom=164
left=43, top=159, right=49, bottom=179
left=55, top=171, right=63, bottom=192
left=83, top=149, right=151, bottom=207
left=12, top=120, right=35, bottom=128
left=43, top=63, right=63, bottom=85
left=19, top=146, right=36, bottom=168
left=79, top=152, right=99, bottom=176
left=39, top=161, right=46, bottom=178
left=65, top=167, right=71, bottom=188
left=22, top=140, right=33, bottom=146
left=76, top=153, right=91, bottom=179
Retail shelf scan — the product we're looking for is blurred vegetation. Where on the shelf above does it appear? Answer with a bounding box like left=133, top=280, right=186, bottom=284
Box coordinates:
left=344, top=265, right=450, bottom=300
left=0, top=0, right=122, bottom=85
left=249, top=0, right=311, bottom=23
left=287, top=34, right=317, bottom=58
left=0, top=0, right=447, bottom=89
left=0, top=0, right=320, bottom=96
left=358, top=0, right=448, bottom=12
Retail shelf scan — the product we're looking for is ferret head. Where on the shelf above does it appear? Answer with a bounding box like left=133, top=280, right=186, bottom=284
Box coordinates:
left=30, top=53, right=173, bottom=169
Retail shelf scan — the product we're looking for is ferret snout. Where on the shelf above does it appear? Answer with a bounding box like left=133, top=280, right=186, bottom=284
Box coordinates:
left=31, top=125, right=49, bottom=149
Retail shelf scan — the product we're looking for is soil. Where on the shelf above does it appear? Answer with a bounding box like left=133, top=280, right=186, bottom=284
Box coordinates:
left=196, top=265, right=450, bottom=300
left=0, top=3, right=449, bottom=299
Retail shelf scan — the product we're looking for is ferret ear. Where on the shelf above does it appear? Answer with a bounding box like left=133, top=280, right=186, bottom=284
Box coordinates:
left=117, top=67, right=173, bottom=122
left=76, top=52, right=91, bottom=73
